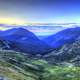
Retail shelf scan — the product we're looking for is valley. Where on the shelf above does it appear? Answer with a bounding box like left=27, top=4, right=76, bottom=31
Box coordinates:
left=0, top=27, right=80, bottom=80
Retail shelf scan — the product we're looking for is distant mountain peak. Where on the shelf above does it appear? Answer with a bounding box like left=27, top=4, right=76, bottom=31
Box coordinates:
left=5, top=27, right=30, bottom=33
left=0, top=27, right=53, bottom=55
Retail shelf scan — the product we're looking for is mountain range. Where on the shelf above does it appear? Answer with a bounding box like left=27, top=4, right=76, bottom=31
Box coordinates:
left=0, top=27, right=80, bottom=66
left=0, top=28, right=53, bottom=55
left=0, top=27, right=80, bottom=80
left=43, top=27, right=80, bottom=48
left=42, top=27, right=80, bottom=66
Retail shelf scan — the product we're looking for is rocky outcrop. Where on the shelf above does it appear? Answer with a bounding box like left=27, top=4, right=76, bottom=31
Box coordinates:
left=44, top=40, right=80, bottom=66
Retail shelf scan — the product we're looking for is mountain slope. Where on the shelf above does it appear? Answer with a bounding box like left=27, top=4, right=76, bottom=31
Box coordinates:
left=0, top=28, right=53, bottom=55
left=0, top=50, right=44, bottom=80
left=43, top=39, right=80, bottom=66
left=43, top=27, right=80, bottom=48
left=0, top=49, right=80, bottom=80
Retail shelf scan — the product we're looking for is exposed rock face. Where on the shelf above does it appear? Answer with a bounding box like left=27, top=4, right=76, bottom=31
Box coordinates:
left=43, top=39, right=80, bottom=66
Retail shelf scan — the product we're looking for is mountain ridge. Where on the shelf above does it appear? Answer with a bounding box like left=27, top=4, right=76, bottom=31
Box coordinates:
left=43, top=27, right=80, bottom=48
left=43, top=39, right=80, bottom=66
left=0, top=28, right=53, bottom=55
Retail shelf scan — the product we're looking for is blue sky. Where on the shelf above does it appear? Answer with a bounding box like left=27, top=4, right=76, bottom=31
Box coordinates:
left=0, top=0, right=80, bottom=24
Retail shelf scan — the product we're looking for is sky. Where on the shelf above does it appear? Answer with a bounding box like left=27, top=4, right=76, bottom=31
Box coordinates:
left=0, top=0, right=80, bottom=24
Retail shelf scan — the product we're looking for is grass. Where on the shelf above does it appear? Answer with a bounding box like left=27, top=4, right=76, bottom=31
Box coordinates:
left=0, top=50, right=80, bottom=80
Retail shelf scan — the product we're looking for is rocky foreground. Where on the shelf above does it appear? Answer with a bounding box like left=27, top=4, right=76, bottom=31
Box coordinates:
left=0, top=50, right=80, bottom=80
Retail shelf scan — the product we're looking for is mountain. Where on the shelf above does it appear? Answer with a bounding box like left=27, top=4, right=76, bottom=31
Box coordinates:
left=0, top=28, right=53, bottom=55
left=43, top=39, right=80, bottom=66
left=0, top=28, right=79, bottom=80
left=43, top=27, right=80, bottom=48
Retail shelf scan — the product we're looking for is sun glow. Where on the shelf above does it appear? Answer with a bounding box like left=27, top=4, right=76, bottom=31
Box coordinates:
left=0, top=18, right=27, bottom=25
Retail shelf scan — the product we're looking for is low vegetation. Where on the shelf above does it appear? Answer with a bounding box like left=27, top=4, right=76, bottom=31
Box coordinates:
left=0, top=50, right=79, bottom=80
